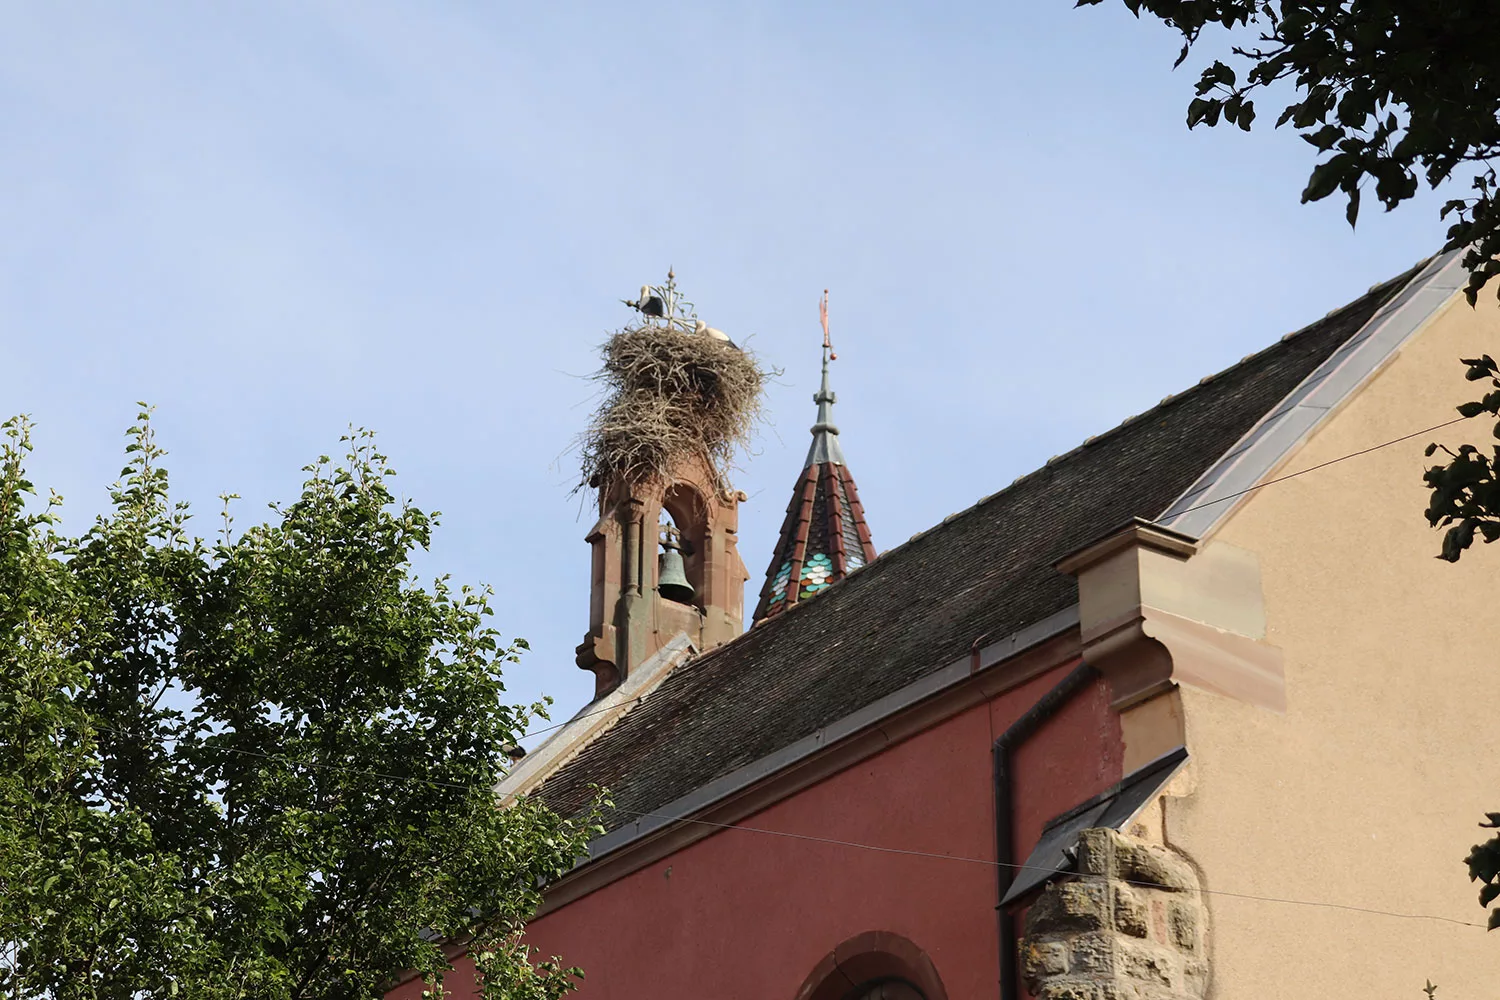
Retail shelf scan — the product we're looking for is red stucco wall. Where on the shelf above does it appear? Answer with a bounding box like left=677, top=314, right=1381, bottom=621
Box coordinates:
left=389, top=660, right=1122, bottom=999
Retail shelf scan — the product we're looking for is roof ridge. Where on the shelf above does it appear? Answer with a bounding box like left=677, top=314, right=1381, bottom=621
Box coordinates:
left=1058, top=261, right=1430, bottom=460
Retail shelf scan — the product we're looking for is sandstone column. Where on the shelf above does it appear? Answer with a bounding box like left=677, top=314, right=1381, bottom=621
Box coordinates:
left=1022, top=828, right=1209, bottom=1000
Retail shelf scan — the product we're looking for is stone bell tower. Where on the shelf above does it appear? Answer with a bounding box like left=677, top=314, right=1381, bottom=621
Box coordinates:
left=575, top=455, right=748, bottom=698
left=575, top=272, right=752, bottom=699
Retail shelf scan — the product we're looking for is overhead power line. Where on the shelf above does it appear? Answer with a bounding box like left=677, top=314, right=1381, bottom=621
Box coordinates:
left=606, top=805, right=1487, bottom=929
left=74, top=729, right=1490, bottom=931
left=1158, top=414, right=1474, bottom=522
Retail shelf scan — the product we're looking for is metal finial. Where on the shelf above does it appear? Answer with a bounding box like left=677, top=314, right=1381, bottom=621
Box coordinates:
left=819, top=289, right=836, bottom=361
left=659, top=269, right=695, bottom=325
left=806, top=287, right=844, bottom=467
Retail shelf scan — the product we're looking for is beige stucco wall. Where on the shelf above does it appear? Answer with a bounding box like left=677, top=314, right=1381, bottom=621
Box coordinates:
left=1164, top=288, right=1500, bottom=998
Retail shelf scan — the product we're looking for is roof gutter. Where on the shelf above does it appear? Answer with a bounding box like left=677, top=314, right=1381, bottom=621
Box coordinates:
left=992, top=663, right=1098, bottom=1000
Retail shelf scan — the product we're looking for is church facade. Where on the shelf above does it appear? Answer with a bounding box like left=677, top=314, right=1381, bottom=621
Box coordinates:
left=389, top=250, right=1499, bottom=999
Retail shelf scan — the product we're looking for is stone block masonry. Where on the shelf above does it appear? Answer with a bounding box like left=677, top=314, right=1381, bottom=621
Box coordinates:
left=1022, top=828, right=1208, bottom=1000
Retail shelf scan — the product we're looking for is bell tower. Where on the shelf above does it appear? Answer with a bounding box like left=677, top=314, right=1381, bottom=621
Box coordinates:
left=575, top=456, right=748, bottom=698
left=575, top=272, right=753, bottom=699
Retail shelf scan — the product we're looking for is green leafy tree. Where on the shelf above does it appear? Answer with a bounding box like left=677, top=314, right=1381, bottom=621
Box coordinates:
left=0, top=418, right=205, bottom=996
left=1423, top=354, right=1500, bottom=563
left=1467, top=814, right=1500, bottom=930
left=1427, top=356, right=1500, bottom=927
left=0, top=411, right=599, bottom=998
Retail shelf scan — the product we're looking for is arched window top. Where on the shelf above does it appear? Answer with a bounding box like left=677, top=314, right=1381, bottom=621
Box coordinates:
left=794, top=932, right=947, bottom=1000
left=661, top=481, right=708, bottom=535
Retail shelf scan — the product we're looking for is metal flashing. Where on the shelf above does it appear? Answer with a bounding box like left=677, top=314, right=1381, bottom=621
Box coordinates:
left=1000, top=745, right=1189, bottom=904
left=1159, top=250, right=1467, bottom=537
left=495, top=633, right=697, bottom=802
left=1054, top=516, right=1199, bottom=576
left=805, top=333, right=846, bottom=468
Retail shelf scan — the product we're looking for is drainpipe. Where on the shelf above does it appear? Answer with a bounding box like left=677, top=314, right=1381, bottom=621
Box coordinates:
left=993, top=663, right=1097, bottom=999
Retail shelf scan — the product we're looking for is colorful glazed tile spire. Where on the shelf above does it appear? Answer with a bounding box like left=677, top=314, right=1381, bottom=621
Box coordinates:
left=753, top=291, right=876, bottom=622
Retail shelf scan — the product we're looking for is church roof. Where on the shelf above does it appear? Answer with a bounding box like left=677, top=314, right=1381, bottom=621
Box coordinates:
left=754, top=344, right=876, bottom=621
left=537, top=257, right=1438, bottom=835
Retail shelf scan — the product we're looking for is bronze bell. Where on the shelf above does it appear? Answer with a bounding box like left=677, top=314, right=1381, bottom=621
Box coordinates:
left=657, top=525, right=695, bottom=605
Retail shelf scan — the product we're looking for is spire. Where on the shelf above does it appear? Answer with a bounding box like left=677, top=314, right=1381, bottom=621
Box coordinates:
left=754, top=291, right=876, bottom=623
left=805, top=325, right=846, bottom=467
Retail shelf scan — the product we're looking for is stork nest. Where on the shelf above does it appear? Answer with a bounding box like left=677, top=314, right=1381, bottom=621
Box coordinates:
left=578, top=321, right=767, bottom=494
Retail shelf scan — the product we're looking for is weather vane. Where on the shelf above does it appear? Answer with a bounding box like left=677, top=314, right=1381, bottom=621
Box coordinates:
left=820, top=289, right=837, bottom=361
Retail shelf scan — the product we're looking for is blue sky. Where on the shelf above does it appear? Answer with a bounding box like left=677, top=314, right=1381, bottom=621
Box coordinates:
left=0, top=2, right=1452, bottom=732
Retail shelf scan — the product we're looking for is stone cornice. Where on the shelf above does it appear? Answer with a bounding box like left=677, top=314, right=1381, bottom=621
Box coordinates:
left=1057, top=520, right=1284, bottom=713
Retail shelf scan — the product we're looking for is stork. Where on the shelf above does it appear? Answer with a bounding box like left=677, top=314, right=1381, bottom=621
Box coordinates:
left=623, top=285, right=666, bottom=318
left=693, top=319, right=737, bottom=348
